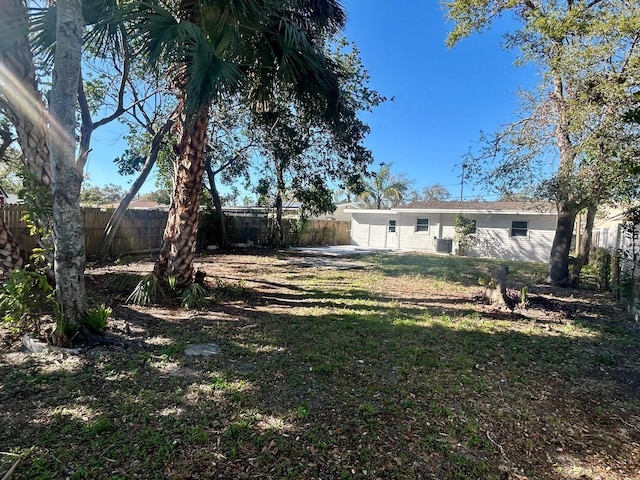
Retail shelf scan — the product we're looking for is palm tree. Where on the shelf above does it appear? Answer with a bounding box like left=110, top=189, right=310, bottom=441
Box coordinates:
left=0, top=0, right=52, bottom=271
left=133, top=0, right=347, bottom=287
left=359, top=164, right=412, bottom=209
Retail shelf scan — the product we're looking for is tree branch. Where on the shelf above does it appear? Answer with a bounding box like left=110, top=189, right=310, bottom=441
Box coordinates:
left=93, top=27, right=129, bottom=129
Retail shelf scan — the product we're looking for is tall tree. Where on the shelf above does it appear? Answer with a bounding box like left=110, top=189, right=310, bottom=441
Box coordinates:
left=445, top=0, right=640, bottom=285
left=251, top=38, right=382, bottom=244
left=48, top=0, right=85, bottom=341
left=203, top=101, right=254, bottom=249
left=79, top=182, right=125, bottom=206
left=97, top=112, right=177, bottom=262
left=419, top=184, right=451, bottom=202
left=134, top=0, right=348, bottom=287
left=358, top=163, right=412, bottom=209
left=0, top=0, right=53, bottom=271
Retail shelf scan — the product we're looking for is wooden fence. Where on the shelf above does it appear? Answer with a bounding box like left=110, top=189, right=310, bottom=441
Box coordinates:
left=2, top=205, right=351, bottom=259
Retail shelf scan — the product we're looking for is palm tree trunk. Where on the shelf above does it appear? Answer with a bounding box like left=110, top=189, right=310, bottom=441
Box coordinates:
left=0, top=0, right=52, bottom=189
left=0, top=0, right=52, bottom=272
left=154, top=105, right=210, bottom=287
left=49, top=0, right=85, bottom=338
left=0, top=211, right=25, bottom=272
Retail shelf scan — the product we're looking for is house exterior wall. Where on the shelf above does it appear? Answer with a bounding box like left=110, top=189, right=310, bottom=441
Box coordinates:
left=593, top=227, right=619, bottom=250
left=369, top=215, right=390, bottom=247
left=351, top=213, right=391, bottom=247
left=350, top=213, right=370, bottom=246
left=331, top=204, right=353, bottom=222
left=396, top=212, right=439, bottom=252
left=464, top=213, right=556, bottom=263
left=351, top=210, right=557, bottom=263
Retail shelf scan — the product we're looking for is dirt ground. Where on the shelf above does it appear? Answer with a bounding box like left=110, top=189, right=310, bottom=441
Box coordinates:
left=1, top=250, right=640, bottom=479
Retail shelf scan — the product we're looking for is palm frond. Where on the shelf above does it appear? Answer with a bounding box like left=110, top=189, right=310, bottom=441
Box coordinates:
left=82, top=0, right=126, bottom=60
left=181, top=283, right=210, bottom=310
left=127, top=273, right=162, bottom=306
left=28, top=5, right=57, bottom=63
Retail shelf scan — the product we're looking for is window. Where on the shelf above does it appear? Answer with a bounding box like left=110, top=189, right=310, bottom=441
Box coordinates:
left=388, top=220, right=397, bottom=233
left=510, top=220, right=528, bottom=237
left=415, top=218, right=429, bottom=232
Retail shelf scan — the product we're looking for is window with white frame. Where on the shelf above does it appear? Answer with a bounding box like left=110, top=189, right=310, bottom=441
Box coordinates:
left=510, top=220, right=528, bottom=237
left=415, top=218, right=429, bottom=232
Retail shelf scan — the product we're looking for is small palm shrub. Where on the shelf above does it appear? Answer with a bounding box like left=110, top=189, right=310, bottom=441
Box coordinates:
left=127, top=274, right=162, bottom=306
left=181, top=283, right=210, bottom=309
left=80, top=304, right=112, bottom=334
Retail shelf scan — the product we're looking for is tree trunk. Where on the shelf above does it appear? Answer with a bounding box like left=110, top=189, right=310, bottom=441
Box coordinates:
left=570, top=202, right=598, bottom=285
left=547, top=71, right=580, bottom=286
left=275, top=193, right=284, bottom=246
left=0, top=0, right=53, bottom=272
left=154, top=105, right=210, bottom=287
left=205, top=159, right=228, bottom=248
left=49, top=0, right=86, bottom=338
left=275, top=162, right=285, bottom=246
left=0, top=211, right=25, bottom=272
left=548, top=201, right=577, bottom=286
left=0, top=0, right=52, bottom=188
left=97, top=116, right=175, bottom=262
left=483, top=265, right=511, bottom=307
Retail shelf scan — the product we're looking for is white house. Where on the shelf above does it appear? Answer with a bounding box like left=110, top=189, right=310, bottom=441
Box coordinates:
left=591, top=206, right=628, bottom=251
left=312, top=202, right=360, bottom=222
left=345, top=201, right=558, bottom=263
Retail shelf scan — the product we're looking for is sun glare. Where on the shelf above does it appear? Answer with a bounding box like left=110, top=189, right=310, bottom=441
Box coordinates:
left=0, top=62, right=74, bottom=150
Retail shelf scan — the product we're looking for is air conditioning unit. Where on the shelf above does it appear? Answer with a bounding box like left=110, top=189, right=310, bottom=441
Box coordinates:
left=435, top=238, right=453, bottom=253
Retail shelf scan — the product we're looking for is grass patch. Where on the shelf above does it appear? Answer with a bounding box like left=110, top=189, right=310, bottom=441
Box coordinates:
left=1, top=251, right=638, bottom=479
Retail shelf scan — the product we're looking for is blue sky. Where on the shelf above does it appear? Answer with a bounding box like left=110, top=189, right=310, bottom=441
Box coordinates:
left=84, top=1, right=537, bottom=201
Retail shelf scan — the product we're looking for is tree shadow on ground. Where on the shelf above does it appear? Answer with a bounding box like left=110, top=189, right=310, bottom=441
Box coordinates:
left=1, top=251, right=639, bottom=479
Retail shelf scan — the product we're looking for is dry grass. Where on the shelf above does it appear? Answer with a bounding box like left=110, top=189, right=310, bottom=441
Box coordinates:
left=1, top=250, right=639, bottom=479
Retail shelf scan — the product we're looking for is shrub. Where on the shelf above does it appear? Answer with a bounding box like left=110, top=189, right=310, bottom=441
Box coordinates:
left=587, top=248, right=612, bottom=290
left=0, top=269, right=53, bottom=332
left=181, top=283, right=210, bottom=309
left=80, top=304, right=112, bottom=334
left=127, top=274, right=162, bottom=306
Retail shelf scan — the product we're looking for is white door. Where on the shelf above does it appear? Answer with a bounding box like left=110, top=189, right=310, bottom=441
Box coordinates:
left=386, top=219, right=398, bottom=248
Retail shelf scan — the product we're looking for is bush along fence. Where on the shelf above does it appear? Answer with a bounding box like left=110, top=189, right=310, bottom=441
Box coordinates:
left=2, top=205, right=351, bottom=261
left=587, top=220, right=640, bottom=320
left=613, top=221, right=640, bottom=320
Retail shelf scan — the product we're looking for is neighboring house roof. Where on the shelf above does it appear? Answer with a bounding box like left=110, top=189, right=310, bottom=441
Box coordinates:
left=346, top=201, right=556, bottom=215
left=336, top=201, right=360, bottom=209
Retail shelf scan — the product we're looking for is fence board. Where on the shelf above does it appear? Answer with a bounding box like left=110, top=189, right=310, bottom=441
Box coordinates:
left=2, top=205, right=351, bottom=259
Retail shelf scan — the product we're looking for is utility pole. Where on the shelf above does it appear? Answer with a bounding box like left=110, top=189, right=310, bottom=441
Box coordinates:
left=459, top=163, right=465, bottom=203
